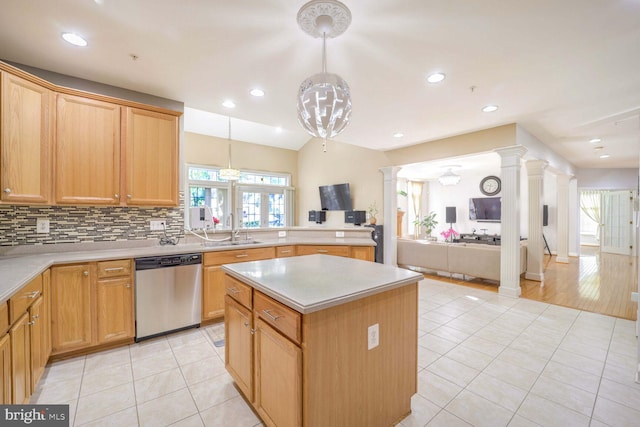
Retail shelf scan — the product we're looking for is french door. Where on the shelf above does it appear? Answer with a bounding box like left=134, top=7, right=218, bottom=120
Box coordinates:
left=601, top=190, right=634, bottom=255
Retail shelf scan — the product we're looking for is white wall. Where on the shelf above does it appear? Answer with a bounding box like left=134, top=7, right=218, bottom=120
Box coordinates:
left=576, top=168, right=638, bottom=189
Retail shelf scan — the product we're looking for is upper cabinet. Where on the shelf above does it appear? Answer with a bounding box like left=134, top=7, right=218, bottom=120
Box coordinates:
left=0, top=62, right=181, bottom=207
left=55, top=94, right=121, bottom=205
left=123, top=108, right=178, bottom=206
left=0, top=71, right=52, bottom=204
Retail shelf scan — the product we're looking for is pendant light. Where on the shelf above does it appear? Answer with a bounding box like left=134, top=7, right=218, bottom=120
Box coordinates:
left=296, top=0, right=352, bottom=152
left=219, top=116, right=240, bottom=181
left=438, top=168, right=461, bottom=186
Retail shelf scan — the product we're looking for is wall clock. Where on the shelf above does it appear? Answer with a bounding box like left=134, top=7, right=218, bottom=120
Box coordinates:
left=480, top=175, right=501, bottom=196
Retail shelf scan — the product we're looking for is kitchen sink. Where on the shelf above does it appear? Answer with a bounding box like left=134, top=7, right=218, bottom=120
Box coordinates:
left=203, top=240, right=262, bottom=247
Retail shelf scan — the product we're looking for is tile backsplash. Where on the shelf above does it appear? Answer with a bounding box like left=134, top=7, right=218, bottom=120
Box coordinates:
left=0, top=194, right=185, bottom=247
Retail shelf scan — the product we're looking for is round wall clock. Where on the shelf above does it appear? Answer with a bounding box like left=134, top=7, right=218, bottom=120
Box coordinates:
left=480, top=175, right=501, bottom=196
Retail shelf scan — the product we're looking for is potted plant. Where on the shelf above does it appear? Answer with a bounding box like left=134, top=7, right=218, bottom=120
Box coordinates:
left=413, top=211, right=438, bottom=239
left=367, top=201, right=378, bottom=225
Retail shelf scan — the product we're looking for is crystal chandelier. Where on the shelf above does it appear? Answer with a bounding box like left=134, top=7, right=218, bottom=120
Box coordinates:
left=219, top=116, right=240, bottom=181
left=438, top=168, right=461, bottom=186
left=296, top=0, right=352, bottom=152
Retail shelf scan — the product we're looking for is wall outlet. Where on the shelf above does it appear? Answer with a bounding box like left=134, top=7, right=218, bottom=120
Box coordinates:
left=278, top=231, right=287, bottom=238
left=336, top=231, right=345, bottom=238
left=36, top=218, right=50, bottom=234
left=150, top=220, right=166, bottom=231
left=367, top=323, right=379, bottom=350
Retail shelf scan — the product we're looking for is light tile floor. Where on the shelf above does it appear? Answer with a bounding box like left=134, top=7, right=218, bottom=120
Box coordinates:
left=31, top=278, right=640, bottom=427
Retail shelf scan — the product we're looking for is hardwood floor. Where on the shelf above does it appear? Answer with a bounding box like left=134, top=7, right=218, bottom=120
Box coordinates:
left=420, top=245, right=638, bottom=320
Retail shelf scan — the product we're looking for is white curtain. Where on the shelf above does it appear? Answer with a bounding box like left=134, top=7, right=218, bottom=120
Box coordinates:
left=409, top=181, right=423, bottom=237
left=580, top=190, right=601, bottom=240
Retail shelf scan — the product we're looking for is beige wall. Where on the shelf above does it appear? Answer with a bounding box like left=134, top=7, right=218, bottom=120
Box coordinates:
left=384, top=124, right=517, bottom=166
left=297, top=138, right=391, bottom=227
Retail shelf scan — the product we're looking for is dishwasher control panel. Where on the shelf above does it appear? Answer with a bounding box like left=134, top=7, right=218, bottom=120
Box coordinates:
left=135, top=253, right=202, bottom=271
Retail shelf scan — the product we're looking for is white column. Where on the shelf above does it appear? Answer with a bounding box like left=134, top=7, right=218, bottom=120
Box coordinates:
left=525, top=160, right=547, bottom=282
left=556, top=174, right=571, bottom=263
left=380, top=166, right=401, bottom=265
left=495, top=146, right=528, bottom=297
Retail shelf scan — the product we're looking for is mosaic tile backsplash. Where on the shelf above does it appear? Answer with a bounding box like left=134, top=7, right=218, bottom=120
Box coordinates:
left=0, top=194, right=185, bottom=247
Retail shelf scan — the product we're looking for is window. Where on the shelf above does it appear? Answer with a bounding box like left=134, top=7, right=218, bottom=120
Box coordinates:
left=186, top=165, right=293, bottom=230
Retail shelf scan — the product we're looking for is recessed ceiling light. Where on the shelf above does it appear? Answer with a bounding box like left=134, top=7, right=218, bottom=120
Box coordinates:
left=599, top=154, right=611, bottom=159
left=481, top=105, right=498, bottom=113
left=222, top=100, right=236, bottom=108
left=250, top=88, right=265, bottom=97
left=589, top=138, right=602, bottom=143
left=426, top=72, right=446, bottom=84
left=593, top=146, right=604, bottom=151
left=275, top=126, right=283, bottom=133
left=393, top=132, right=404, bottom=138
left=61, top=32, right=87, bottom=47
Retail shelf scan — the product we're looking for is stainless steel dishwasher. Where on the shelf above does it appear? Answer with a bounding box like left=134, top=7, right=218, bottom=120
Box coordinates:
left=134, top=253, right=202, bottom=342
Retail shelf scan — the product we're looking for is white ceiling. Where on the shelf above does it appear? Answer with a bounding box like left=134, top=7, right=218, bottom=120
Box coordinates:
left=1, top=0, right=639, bottom=168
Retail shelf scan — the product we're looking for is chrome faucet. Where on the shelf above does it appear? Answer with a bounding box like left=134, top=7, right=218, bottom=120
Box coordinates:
left=229, top=213, right=238, bottom=241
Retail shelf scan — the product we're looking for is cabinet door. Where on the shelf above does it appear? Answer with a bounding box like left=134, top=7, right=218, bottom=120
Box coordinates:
left=55, top=94, right=120, bottom=205
left=28, top=296, right=45, bottom=390
left=224, top=296, right=253, bottom=401
left=203, top=266, right=225, bottom=321
left=0, top=334, right=11, bottom=404
left=0, top=71, right=52, bottom=204
left=254, top=318, right=302, bottom=427
left=350, top=246, right=374, bottom=261
left=51, top=265, right=94, bottom=354
left=96, top=276, right=134, bottom=343
left=41, top=269, right=52, bottom=364
left=10, top=312, right=30, bottom=404
left=296, top=245, right=350, bottom=257
left=123, top=107, right=178, bottom=206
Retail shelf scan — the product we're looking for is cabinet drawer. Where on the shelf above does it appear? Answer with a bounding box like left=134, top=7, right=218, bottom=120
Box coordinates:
left=224, top=275, right=253, bottom=309
left=9, top=274, right=43, bottom=324
left=276, top=246, right=295, bottom=258
left=97, top=259, right=132, bottom=278
left=0, top=302, right=8, bottom=335
left=204, top=247, right=274, bottom=266
left=296, top=245, right=350, bottom=257
left=254, top=291, right=301, bottom=345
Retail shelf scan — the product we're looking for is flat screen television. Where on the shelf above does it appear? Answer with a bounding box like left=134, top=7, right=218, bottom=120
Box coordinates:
left=469, top=197, right=501, bottom=222
left=319, top=183, right=353, bottom=211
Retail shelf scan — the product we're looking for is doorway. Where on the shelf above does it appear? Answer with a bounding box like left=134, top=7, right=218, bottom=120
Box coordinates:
left=579, top=189, right=634, bottom=255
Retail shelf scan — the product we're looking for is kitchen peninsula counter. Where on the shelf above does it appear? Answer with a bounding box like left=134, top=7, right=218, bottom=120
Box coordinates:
left=222, top=255, right=422, bottom=427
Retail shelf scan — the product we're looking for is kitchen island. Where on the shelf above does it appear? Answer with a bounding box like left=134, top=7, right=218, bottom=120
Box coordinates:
left=222, top=254, right=423, bottom=427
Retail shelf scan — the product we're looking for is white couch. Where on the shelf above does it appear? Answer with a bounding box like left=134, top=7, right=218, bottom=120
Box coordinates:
left=397, top=238, right=527, bottom=282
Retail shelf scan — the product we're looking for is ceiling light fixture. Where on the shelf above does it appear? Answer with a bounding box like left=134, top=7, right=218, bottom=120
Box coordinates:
left=222, top=100, right=236, bottom=109
left=61, top=32, right=87, bottom=47
left=426, top=72, right=446, bottom=84
left=438, top=168, right=461, bottom=186
left=393, top=132, right=404, bottom=138
left=481, top=105, right=499, bottom=113
left=296, top=0, right=352, bottom=152
left=599, top=154, right=611, bottom=159
left=589, top=138, right=602, bottom=143
left=219, top=116, right=240, bottom=181
left=250, top=88, right=265, bottom=97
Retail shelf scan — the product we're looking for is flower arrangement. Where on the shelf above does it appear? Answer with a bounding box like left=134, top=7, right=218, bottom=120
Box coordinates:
left=440, top=227, right=459, bottom=242
left=212, top=216, right=220, bottom=229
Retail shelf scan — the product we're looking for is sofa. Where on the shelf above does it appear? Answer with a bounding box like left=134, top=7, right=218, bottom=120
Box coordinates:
left=397, top=238, right=527, bottom=282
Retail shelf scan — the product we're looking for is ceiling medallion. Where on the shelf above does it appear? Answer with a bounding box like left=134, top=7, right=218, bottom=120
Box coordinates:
left=296, top=0, right=352, bottom=152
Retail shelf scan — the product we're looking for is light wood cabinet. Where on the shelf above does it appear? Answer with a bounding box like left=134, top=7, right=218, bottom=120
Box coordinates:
left=51, top=264, right=93, bottom=354
left=0, top=71, right=52, bottom=204
left=41, top=269, right=52, bottom=361
left=55, top=94, right=121, bottom=205
left=276, top=246, right=295, bottom=258
left=10, top=312, right=30, bottom=404
left=202, top=247, right=274, bottom=323
left=253, top=317, right=302, bottom=427
left=29, top=295, right=45, bottom=390
left=123, top=107, right=178, bottom=206
left=0, top=334, right=11, bottom=404
left=296, top=245, right=350, bottom=257
left=51, top=260, right=134, bottom=357
left=350, top=245, right=374, bottom=261
left=224, top=295, right=253, bottom=401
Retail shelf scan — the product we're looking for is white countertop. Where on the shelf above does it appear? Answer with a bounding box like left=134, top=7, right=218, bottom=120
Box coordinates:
left=222, top=254, right=423, bottom=314
left=0, top=237, right=375, bottom=304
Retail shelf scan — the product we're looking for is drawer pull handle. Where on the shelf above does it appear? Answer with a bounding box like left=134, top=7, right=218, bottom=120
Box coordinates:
left=280, top=250, right=292, bottom=254
left=262, top=309, right=281, bottom=321
left=226, top=288, right=239, bottom=294
left=25, top=291, right=40, bottom=299
left=27, top=321, right=35, bottom=326
left=104, top=267, right=125, bottom=272
left=317, top=250, right=329, bottom=253
left=235, top=254, right=249, bottom=258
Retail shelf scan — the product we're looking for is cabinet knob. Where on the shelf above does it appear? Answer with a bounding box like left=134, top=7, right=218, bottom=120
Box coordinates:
left=114, top=193, right=120, bottom=198
left=83, top=271, right=89, bottom=276
left=32, top=314, right=40, bottom=320
left=127, top=194, right=132, bottom=199
left=27, top=321, right=35, bottom=326
left=126, top=283, right=131, bottom=288
left=3, top=188, right=10, bottom=193
left=244, top=322, right=249, bottom=327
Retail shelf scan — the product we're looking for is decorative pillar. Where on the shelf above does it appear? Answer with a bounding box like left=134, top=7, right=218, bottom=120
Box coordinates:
left=495, top=146, right=528, bottom=298
left=380, top=166, right=401, bottom=265
left=525, top=160, right=547, bottom=282
left=556, top=174, right=571, bottom=263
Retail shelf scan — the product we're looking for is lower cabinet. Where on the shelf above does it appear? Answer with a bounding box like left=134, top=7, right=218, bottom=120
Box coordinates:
left=224, top=296, right=253, bottom=400
left=96, top=276, right=134, bottom=343
left=29, top=295, right=47, bottom=391
left=10, top=312, right=30, bottom=404
left=0, top=334, right=10, bottom=404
